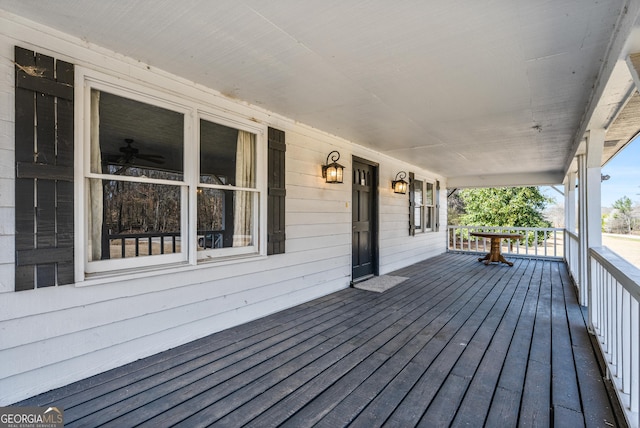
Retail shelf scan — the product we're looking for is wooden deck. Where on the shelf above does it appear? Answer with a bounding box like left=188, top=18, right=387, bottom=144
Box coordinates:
left=17, top=253, right=624, bottom=427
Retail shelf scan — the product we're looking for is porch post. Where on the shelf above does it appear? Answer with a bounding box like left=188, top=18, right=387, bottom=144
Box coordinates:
left=577, top=154, right=588, bottom=306
left=564, top=171, right=577, bottom=282
left=564, top=171, right=576, bottom=232
left=584, top=129, right=605, bottom=326
left=585, top=129, right=604, bottom=249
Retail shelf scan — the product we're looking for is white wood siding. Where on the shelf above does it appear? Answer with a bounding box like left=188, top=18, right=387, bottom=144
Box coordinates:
left=0, top=14, right=446, bottom=404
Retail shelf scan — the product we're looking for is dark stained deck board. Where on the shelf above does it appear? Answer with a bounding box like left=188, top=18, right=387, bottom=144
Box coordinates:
left=16, top=254, right=624, bottom=427
left=517, top=260, right=553, bottom=427
left=69, top=290, right=410, bottom=425
left=261, top=258, right=521, bottom=428
left=315, top=257, right=518, bottom=426
left=180, top=256, right=488, bottom=427
left=418, top=257, right=535, bottom=426
left=450, top=258, right=540, bottom=426
left=559, top=259, right=618, bottom=427
left=379, top=260, right=524, bottom=427
left=73, top=255, right=475, bottom=427
left=485, top=259, right=546, bottom=426
left=550, top=261, right=583, bottom=417
left=485, top=257, right=546, bottom=427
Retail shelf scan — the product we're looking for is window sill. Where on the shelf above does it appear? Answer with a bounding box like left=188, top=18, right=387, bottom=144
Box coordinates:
left=78, top=252, right=267, bottom=288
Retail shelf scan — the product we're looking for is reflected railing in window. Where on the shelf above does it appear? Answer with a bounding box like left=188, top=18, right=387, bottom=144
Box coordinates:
left=197, top=187, right=255, bottom=251
left=107, top=232, right=181, bottom=258
left=89, top=179, right=182, bottom=261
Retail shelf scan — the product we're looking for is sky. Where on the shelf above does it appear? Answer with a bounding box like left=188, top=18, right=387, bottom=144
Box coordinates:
left=540, top=136, right=639, bottom=208
left=601, top=135, right=640, bottom=207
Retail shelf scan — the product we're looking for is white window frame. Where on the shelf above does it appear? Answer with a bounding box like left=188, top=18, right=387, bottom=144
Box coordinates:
left=424, top=180, right=436, bottom=232
left=75, top=67, right=267, bottom=279
left=414, top=179, right=424, bottom=233
left=195, top=111, right=264, bottom=260
left=413, top=177, right=436, bottom=234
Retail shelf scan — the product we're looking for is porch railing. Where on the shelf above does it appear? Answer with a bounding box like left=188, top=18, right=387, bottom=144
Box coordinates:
left=589, top=247, right=640, bottom=428
left=447, top=225, right=564, bottom=259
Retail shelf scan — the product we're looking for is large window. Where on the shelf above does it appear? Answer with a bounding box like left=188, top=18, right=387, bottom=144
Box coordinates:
left=82, top=75, right=264, bottom=274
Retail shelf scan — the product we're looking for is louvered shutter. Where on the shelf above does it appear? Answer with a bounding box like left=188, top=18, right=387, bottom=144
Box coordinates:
left=408, top=172, right=415, bottom=236
left=435, top=180, right=441, bottom=232
left=267, top=127, right=286, bottom=255
left=14, top=47, right=74, bottom=290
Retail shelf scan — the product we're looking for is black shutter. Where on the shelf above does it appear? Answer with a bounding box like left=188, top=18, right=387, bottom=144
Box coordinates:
left=408, top=172, right=415, bottom=236
left=14, top=47, right=74, bottom=291
left=435, top=180, right=441, bottom=232
left=267, top=127, right=286, bottom=255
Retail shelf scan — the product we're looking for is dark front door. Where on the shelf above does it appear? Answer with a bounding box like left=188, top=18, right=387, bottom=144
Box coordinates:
left=352, top=159, right=377, bottom=281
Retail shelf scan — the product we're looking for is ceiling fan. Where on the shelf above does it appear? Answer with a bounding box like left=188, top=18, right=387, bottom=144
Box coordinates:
left=110, top=138, right=165, bottom=174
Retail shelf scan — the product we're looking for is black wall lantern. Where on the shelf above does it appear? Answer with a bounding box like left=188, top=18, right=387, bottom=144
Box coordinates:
left=322, top=150, right=345, bottom=184
left=392, top=171, right=408, bottom=194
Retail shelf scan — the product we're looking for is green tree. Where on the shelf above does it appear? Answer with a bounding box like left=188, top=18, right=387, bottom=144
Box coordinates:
left=447, top=189, right=465, bottom=226
left=458, top=187, right=552, bottom=228
left=612, top=196, right=633, bottom=233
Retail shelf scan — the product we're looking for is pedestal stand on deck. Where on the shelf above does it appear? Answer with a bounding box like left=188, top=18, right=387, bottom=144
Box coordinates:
left=470, top=232, right=523, bottom=266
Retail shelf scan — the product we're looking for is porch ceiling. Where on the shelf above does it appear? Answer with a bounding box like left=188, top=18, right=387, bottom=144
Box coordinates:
left=3, top=1, right=640, bottom=187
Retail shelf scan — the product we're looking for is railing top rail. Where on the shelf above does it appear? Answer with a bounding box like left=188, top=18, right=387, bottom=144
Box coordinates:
left=590, top=246, right=640, bottom=302
left=447, top=225, right=563, bottom=232
left=447, top=224, right=564, bottom=261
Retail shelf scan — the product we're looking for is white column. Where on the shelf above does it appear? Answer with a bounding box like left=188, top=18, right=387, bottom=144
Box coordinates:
left=565, top=171, right=576, bottom=233
left=564, top=171, right=577, bottom=284
left=585, top=129, right=604, bottom=249
left=578, top=154, right=588, bottom=306
left=584, top=129, right=605, bottom=326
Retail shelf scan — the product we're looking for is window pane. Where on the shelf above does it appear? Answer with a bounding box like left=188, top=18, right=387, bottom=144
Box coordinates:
left=90, top=89, right=184, bottom=180
left=88, top=179, right=182, bottom=261
left=415, top=181, right=423, bottom=206
left=197, top=188, right=255, bottom=250
left=200, top=119, right=256, bottom=188
left=414, top=180, right=423, bottom=229
left=426, top=182, right=434, bottom=204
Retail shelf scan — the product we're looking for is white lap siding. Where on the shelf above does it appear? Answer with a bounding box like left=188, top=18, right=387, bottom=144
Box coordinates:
left=0, top=11, right=447, bottom=404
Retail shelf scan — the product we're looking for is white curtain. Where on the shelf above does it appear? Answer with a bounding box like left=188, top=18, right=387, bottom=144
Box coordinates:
left=233, top=131, right=255, bottom=247
left=88, top=90, right=103, bottom=260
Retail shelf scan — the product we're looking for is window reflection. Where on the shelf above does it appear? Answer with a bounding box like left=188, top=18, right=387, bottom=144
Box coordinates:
left=414, top=180, right=423, bottom=229
left=89, top=179, right=181, bottom=260
left=198, top=119, right=257, bottom=253
left=91, top=89, right=184, bottom=180
left=87, top=89, right=185, bottom=262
